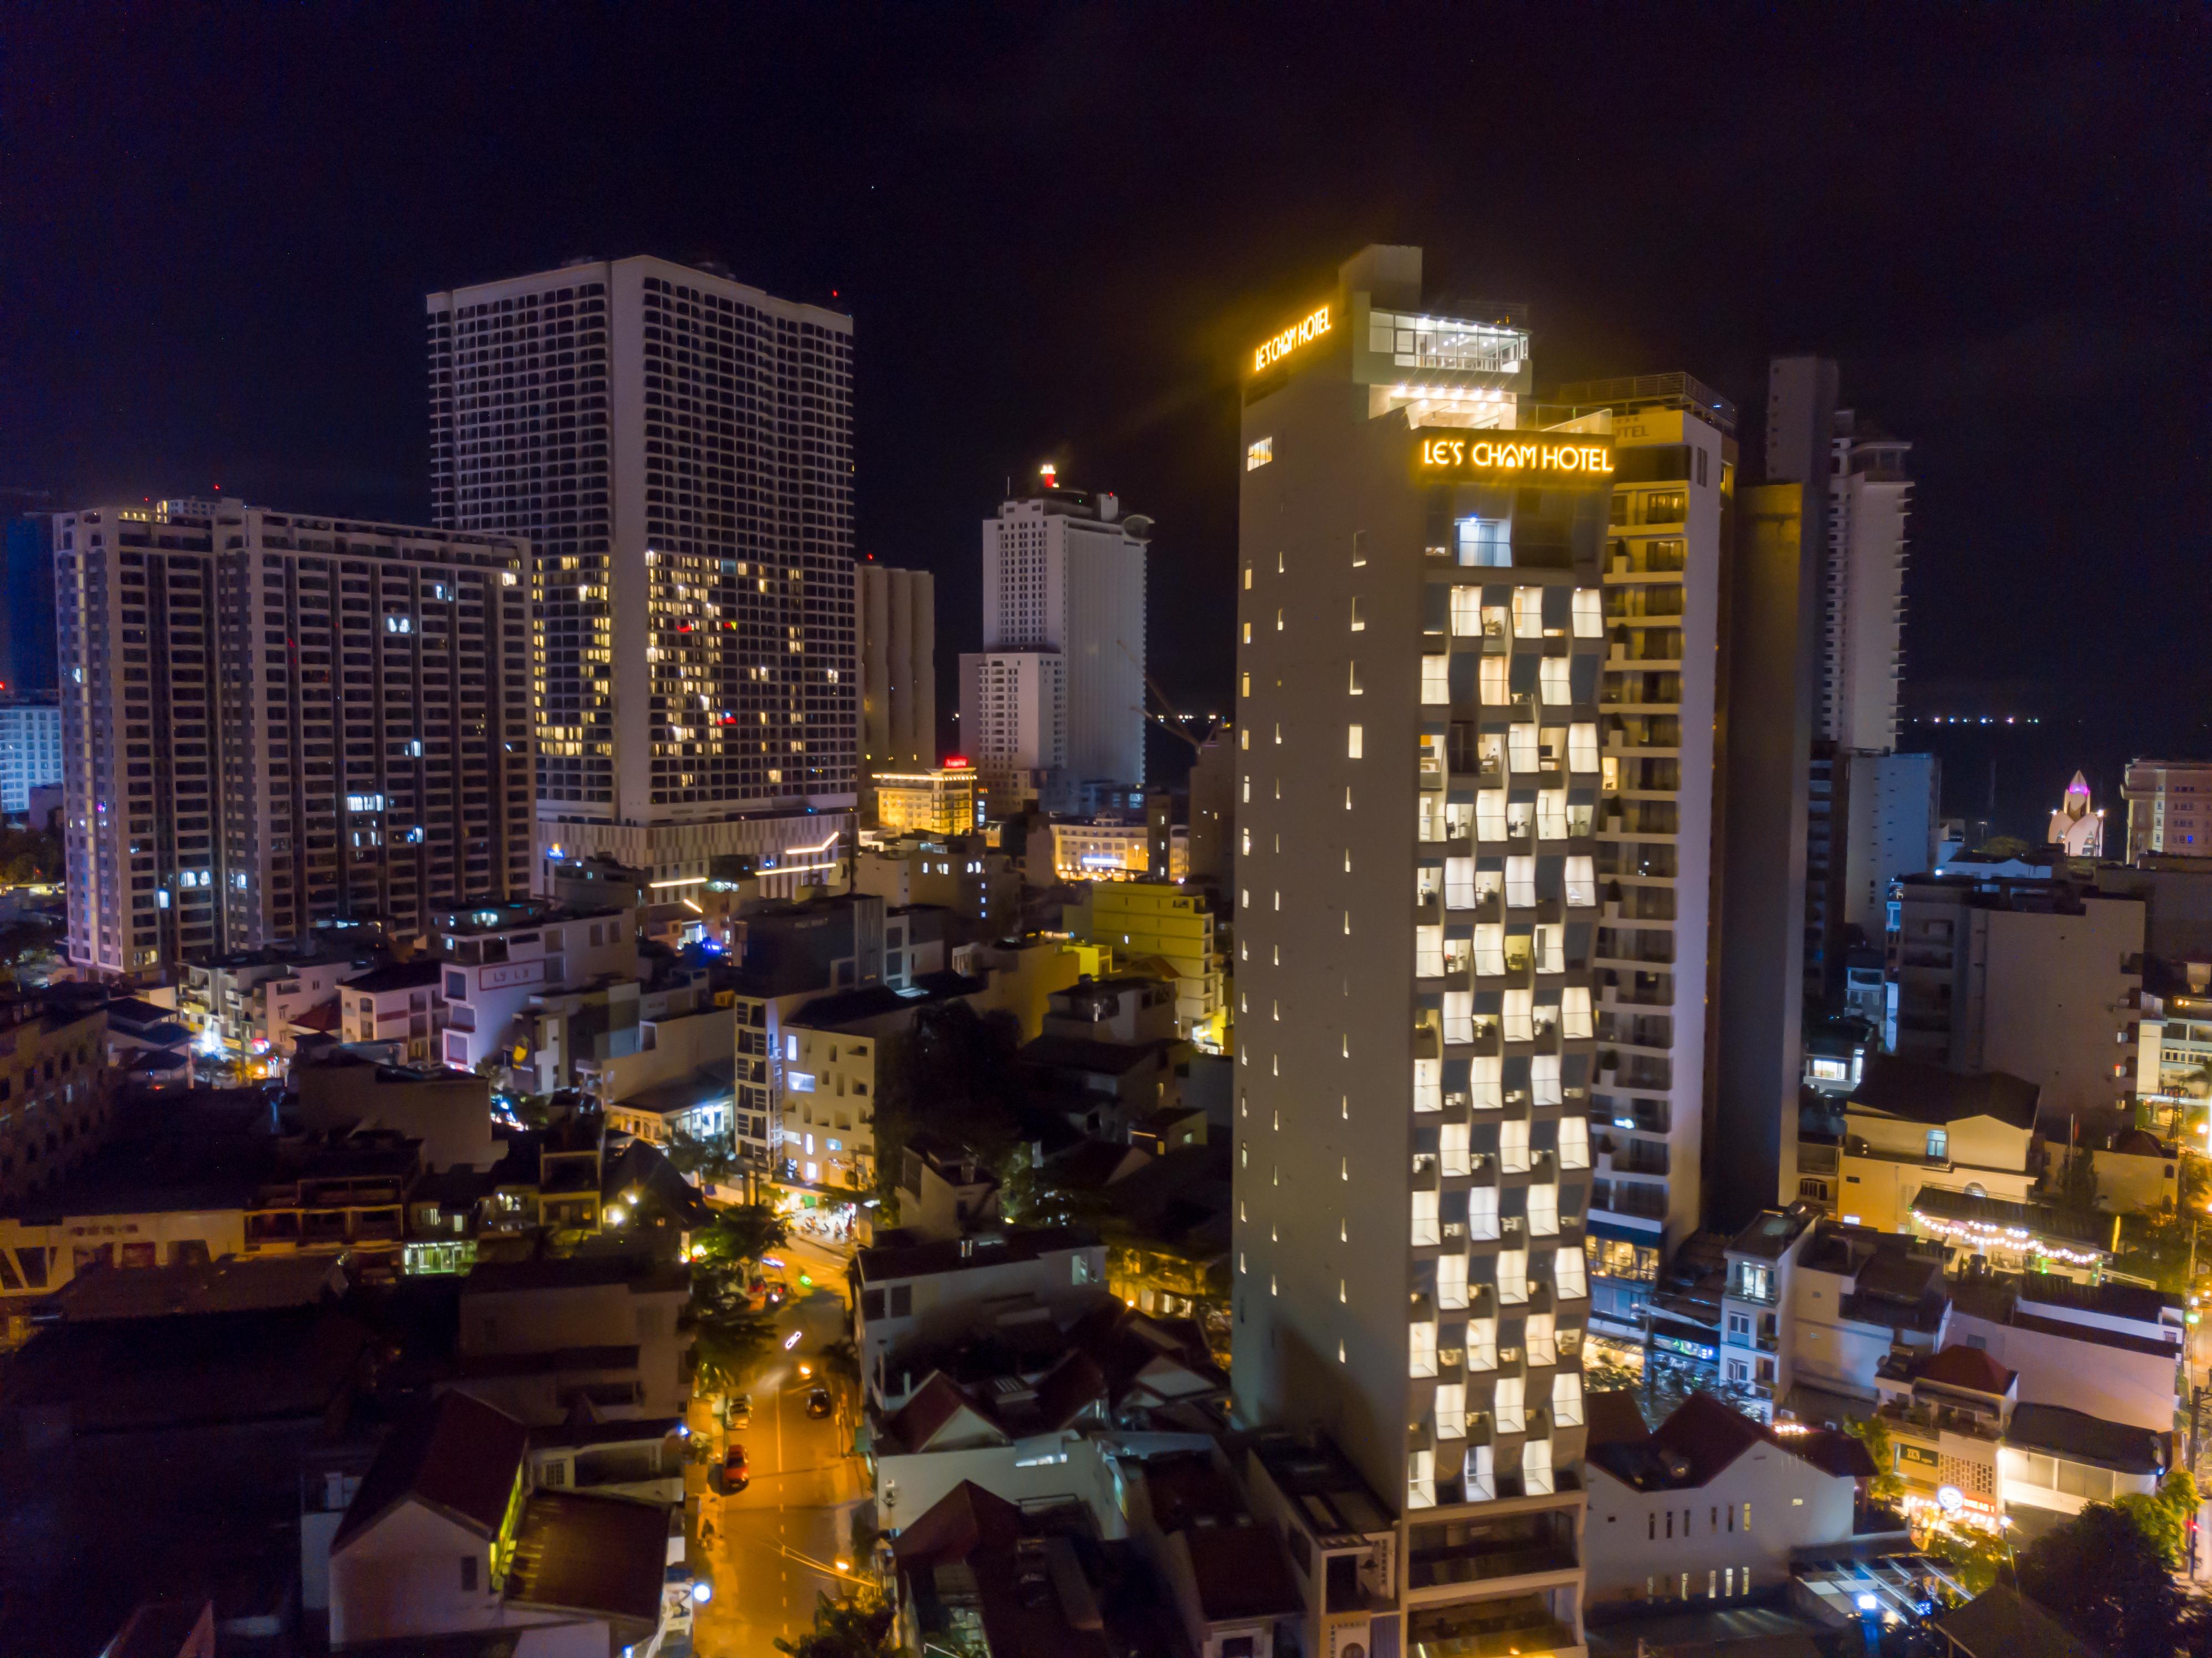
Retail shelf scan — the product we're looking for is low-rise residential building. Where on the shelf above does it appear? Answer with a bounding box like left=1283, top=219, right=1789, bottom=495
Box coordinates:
left=1946, top=1274, right=2182, bottom=1432
left=452, top=1253, right=693, bottom=1427
left=1871, top=1338, right=2174, bottom=1539
left=1716, top=1204, right=1817, bottom=1420
left=498, top=966, right=698, bottom=1098
left=890, top=1483, right=1118, bottom=1658
left=0, top=1092, right=418, bottom=1338
left=526, top=1415, right=685, bottom=1507
left=1786, top=1224, right=1951, bottom=1408
left=180, top=948, right=364, bottom=1069
left=327, top=1390, right=671, bottom=1652
left=335, top=960, right=448, bottom=1065
left=1238, top=1431, right=1402, bottom=1658
left=580, top=1000, right=737, bottom=1147
left=1871, top=1344, right=2018, bottom=1533
left=1019, top=977, right=1184, bottom=1142
left=890, top=1133, right=1003, bottom=1244
left=1839, top=1055, right=2038, bottom=1233
left=1124, top=1447, right=1304, bottom=1658
left=1582, top=1389, right=1873, bottom=1610
left=292, top=1050, right=499, bottom=1174
left=868, top=1297, right=1227, bottom=1537
left=431, top=903, right=637, bottom=1071
left=854, top=835, right=1021, bottom=938
left=1064, top=883, right=1226, bottom=1045
left=854, top=1226, right=1108, bottom=1408
left=1997, top=1403, right=2170, bottom=1535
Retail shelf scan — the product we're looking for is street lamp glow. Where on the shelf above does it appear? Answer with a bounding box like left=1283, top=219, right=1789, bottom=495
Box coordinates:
left=690, top=1580, right=713, bottom=1604
left=783, top=1331, right=802, bottom=1349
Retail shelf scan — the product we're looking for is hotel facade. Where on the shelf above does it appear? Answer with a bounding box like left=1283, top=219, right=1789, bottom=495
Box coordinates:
left=1233, top=245, right=1604, bottom=1657
left=426, top=255, right=857, bottom=898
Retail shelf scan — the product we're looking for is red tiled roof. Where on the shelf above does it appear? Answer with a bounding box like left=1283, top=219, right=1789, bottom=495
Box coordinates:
left=1921, top=1344, right=2018, bottom=1396
left=1585, top=1388, right=1650, bottom=1448
left=882, top=1373, right=1006, bottom=1455
left=332, top=1391, right=527, bottom=1552
left=892, top=1480, right=1026, bottom=1564
left=1032, top=1350, right=1108, bottom=1432
left=1651, top=1389, right=1773, bottom=1484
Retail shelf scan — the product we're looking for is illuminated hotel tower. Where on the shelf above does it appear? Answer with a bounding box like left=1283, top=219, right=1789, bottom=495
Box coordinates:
left=427, top=256, right=857, bottom=895
left=1233, top=244, right=1602, bottom=1657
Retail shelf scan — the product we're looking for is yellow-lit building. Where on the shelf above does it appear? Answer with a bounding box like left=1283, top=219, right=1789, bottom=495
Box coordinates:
left=874, top=764, right=978, bottom=835
left=1051, top=819, right=1151, bottom=881
left=1065, top=882, right=1226, bottom=1046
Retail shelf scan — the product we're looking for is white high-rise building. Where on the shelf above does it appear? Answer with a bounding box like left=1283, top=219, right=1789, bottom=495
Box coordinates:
left=1234, top=243, right=1599, bottom=1657
left=56, top=500, right=532, bottom=979
left=960, top=478, right=1148, bottom=806
left=0, top=697, right=61, bottom=817
left=1819, top=410, right=1912, bottom=752
left=957, top=651, right=1064, bottom=807
left=426, top=256, right=857, bottom=895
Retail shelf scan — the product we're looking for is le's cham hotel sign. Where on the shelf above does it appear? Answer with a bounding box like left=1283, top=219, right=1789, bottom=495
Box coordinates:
left=1417, top=434, right=1615, bottom=482
left=1252, top=304, right=1332, bottom=373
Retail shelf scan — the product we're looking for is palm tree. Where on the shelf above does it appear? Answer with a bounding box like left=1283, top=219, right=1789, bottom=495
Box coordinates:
left=692, top=1304, right=780, bottom=1394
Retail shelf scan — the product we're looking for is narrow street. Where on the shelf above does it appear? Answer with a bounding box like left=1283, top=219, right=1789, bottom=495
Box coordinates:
left=686, top=1230, right=866, bottom=1655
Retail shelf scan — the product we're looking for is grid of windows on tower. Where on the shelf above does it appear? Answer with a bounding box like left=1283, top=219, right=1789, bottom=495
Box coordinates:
left=428, top=269, right=858, bottom=809
left=428, top=281, right=613, bottom=802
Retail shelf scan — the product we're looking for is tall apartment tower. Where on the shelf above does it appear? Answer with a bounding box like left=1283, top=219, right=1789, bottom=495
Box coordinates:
left=960, top=477, right=1148, bottom=808
left=857, top=563, right=936, bottom=813
left=1774, top=357, right=1921, bottom=1007
left=1235, top=244, right=1602, bottom=1655
left=426, top=256, right=857, bottom=895
left=1549, top=375, right=1738, bottom=1360
left=57, top=501, right=532, bottom=978
left=1820, top=411, right=1912, bottom=753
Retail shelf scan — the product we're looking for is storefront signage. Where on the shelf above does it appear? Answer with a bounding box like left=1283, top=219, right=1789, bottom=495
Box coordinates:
left=478, top=959, right=547, bottom=992
left=1652, top=1333, right=1717, bottom=1364
left=1253, top=304, right=1332, bottom=373
left=1417, top=434, right=1615, bottom=479
left=1896, top=1443, right=1940, bottom=1473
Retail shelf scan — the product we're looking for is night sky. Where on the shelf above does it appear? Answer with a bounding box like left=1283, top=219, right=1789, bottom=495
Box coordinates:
left=5, top=9, right=2206, bottom=832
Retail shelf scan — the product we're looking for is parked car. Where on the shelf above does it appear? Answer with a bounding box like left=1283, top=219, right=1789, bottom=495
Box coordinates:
left=727, top=1393, right=752, bottom=1428
left=805, top=1386, right=833, bottom=1420
left=722, top=1444, right=749, bottom=1490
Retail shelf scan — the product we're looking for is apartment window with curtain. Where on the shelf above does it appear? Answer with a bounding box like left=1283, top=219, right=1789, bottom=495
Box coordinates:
left=1421, top=654, right=1450, bottom=704
left=1450, top=587, right=1481, bottom=636
left=1512, top=588, right=1543, bottom=637
left=1497, top=1247, right=1529, bottom=1304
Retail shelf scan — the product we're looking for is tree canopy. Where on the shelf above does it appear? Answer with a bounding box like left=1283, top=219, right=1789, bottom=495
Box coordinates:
left=773, top=1590, right=905, bottom=1658
left=2014, top=1498, right=2205, bottom=1658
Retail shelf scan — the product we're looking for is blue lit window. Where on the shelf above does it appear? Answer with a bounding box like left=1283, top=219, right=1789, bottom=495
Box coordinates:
left=1457, top=516, right=1510, bottom=567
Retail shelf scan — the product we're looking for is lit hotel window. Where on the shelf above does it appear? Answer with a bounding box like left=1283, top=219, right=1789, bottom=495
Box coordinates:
left=1246, top=437, right=1273, bottom=470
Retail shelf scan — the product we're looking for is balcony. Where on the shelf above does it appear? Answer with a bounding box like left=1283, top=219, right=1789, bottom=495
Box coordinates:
left=1409, top=1598, right=1580, bottom=1657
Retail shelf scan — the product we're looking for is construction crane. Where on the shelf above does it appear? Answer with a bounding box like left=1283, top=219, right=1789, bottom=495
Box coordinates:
left=1120, top=639, right=1222, bottom=754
